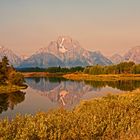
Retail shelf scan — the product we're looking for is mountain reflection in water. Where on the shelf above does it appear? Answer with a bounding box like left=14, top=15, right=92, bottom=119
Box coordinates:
left=26, top=77, right=140, bottom=108
left=25, top=77, right=94, bottom=108
left=1, top=77, right=140, bottom=118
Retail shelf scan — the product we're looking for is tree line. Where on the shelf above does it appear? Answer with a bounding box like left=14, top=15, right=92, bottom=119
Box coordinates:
left=84, top=61, right=140, bottom=75
left=18, top=66, right=84, bottom=73
left=17, top=61, right=140, bottom=75
left=0, top=56, right=24, bottom=86
left=46, top=66, right=84, bottom=73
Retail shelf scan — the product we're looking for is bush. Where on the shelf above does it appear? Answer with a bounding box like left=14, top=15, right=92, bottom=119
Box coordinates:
left=8, top=71, right=25, bottom=86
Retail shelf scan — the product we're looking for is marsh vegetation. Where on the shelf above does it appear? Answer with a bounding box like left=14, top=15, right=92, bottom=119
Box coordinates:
left=0, top=93, right=140, bottom=140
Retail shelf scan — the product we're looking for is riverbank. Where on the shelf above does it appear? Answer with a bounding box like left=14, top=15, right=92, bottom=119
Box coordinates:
left=63, top=73, right=140, bottom=81
left=0, top=92, right=140, bottom=139
left=22, top=72, right=64, bottom=78
left=22, top=72, right=140, bottom=81
left=0, top=84, right=27, bottom=94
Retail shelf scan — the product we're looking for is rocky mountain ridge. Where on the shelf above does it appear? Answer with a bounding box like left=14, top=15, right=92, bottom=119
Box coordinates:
left=19, top=36, right=112, bottom=68
left=1, top=37, right=140, bottom=67
left=110, top=46, right=140, bottom=64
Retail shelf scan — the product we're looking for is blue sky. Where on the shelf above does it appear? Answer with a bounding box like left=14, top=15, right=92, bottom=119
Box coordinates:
left=0, top=0, right=140, bottom=56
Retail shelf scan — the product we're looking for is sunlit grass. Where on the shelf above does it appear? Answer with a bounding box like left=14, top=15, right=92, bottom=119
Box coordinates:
left=63, top=73, right=140, bottom=81
left=0, top=92, right=140, bottom=139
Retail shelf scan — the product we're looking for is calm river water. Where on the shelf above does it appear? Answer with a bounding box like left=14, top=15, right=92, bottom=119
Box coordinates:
left=0, top=77, right=140, bottom=119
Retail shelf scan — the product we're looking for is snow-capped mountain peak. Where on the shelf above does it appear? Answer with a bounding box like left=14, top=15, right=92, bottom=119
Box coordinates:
left=59, top=45, right=68, bottom=53
left=58, top=37, right=68, bottom=53
left=57, top=36, right=72, bottom=44
left=19, top=36, right=112, bottom=68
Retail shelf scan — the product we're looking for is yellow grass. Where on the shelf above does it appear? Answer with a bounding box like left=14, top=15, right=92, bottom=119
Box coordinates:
left=63, top=73, right=140, bottom=81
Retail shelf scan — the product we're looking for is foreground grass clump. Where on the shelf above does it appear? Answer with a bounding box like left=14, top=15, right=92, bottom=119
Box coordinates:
left=0, top=93, right=140, bottom=140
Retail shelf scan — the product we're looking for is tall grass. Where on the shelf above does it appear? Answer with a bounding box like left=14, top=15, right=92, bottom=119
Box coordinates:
left=0, top=93, right=140, bottom=140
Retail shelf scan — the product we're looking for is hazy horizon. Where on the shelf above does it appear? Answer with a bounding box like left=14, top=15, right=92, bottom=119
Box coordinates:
left=0, top=0, right=140, bottom=56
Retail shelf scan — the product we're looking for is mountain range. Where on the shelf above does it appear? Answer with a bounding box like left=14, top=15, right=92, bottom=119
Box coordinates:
left=19, top=36, right=112, bottom=68
left=1, top=36, right=140, bottom=67
left=110, top=46, right=140, bottom=64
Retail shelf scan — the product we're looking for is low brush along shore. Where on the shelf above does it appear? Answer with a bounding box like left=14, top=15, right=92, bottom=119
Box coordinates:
left=1, top=92, right=140, bottom=139
left=63, top=73, right=140, bottom=81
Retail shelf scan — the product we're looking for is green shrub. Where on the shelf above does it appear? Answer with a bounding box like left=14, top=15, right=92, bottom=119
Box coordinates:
left=8, top=71, right=25, bottom=86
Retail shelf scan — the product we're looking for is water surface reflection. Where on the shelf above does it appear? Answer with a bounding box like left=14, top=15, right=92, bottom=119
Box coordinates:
left=0, top=77, right=140, bottom=118
left=0, top=91, right=25, bottom=114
